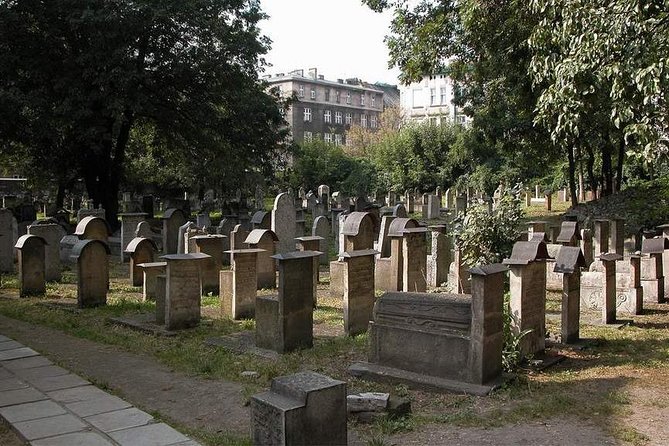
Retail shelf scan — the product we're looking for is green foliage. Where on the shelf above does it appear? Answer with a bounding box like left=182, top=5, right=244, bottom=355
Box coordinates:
left=451, top=187, right=523, bottom=266
left=502, top=293, right=532, bottom=372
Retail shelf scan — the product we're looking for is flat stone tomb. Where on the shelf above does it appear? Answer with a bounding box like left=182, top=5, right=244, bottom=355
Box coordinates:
left=256, top=251, right=321, bottom=354
left=190, top=234, right=226, bottom=295
left=350, top=264, right=507, bottom=395
left=71, top=240, right=111, bottom=308
left=245, top=229, right=278, bottom=290
left=15, top=235, right=47, bottom=297
left=160, top=253, right=210, bottom=330
left=220, top=249, right=264, bottom=320
left=251, top=371, right=346, bottom=446
left=124, top=237, right=158, bottom=287
left=137, top=262, right=166, bottom=302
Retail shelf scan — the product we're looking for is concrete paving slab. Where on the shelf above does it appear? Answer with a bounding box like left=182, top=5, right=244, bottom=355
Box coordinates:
left=171, top=441, right=202, bottom=446
left=0, top=335, right=10, bottom=343
left=0, top=355, right=51, bottom=371
left=0, top=341, right=24, bottom=351
left=66, top=394, right=132, bottom=417
left=31, top=431, right=116, bottom=446
left=0, top=387, right=46, bottom=407
left=0, top=399, right=66, bottom=423
left=48, top=385, right=109, bottom=404
left=27, top=373, right=89, bottom=392
left=0, top=347, right=39, bottom=361
left=13, top=413, right=86, bottom=440
left=0, top=367, right=13, bottom=380
left=85, top=407, right=154, bottom=433
left=0, top=377, right=28, bottom=392
left=109, top=422, right=191, bottom=446
left=19, top=365, right=69, bottom=380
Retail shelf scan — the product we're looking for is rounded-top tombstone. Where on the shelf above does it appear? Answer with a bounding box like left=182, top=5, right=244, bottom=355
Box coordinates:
left=271, top=192, right=297, bottom=254
left=125, top=237, right=158, bottom=286
left=28, top=222, right=66, bottom=282
left=162, top=208, right=187, bottom=254
left=14, top=234, right=47, bottom=296
left=74, top=216, right=110, bottom=242
left=71, top=239, right=111, bottom=308
left=312, top=216, right=330, bottom=265
left=392, top=204, right=408, bottom=218
left=342, top=212, right=375, bottom=251
left=245, top=229, right=279, bottom=289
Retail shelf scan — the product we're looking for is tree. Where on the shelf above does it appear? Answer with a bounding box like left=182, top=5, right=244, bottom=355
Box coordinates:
left=345, top=105, right=404, bottom=156
left=0, top=0, right=288, bottom=224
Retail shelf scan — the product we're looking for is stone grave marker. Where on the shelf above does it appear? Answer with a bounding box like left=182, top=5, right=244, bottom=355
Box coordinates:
left=137, top=261, right=166, bottom=301
left=296, top=236, right=324, bottom=307
left=312, top=216, right=330, bottom=266
left=250, top=371, right=346, bottom=446
left=160, top=253, right=210, bottom=330
left=119, top=213, right=147, bottom=262
left=27, top=223, right=65, bottom=282
left=162, top=208, right=187, bottom=255
left=402, top=227, right=429, bottom=292
left=124, top=237, right=158, bottom=287
left=609, top=218, right=625, bottom=256
left=245, top=229, right=278, bottom=289
left=255, top=251, right=321, bottom=353
left=615, top=255, right=643, bottom=315
left=641, top=237, right=667, bottom=303
left=455, top=194, right=467, bottom=215
left=427, top=225, right=451, bottom=288
left=189, top=234, right=226, bottom=294
left=251, top=211, right=271, bottom=230
left=556, top=221, right=581, bottom=246
left=220, top=248, right=264, bottom=319
left=318, top=184, right=331, bottom=213
left=271, top=193, right=297, bottom=254
left=341, top=249, right=377, bottom=336
left=71, top=239, right=110, bottom=308
left=581, top=228, right=594, bottom=266
left=196, top=213, right=211, bottom=230
left=392, top=203, right=408, bottom=218
left=553, top=246, right=586, bottom=343
left=74, top=216, right=110, bottom=242
left=14, top=234, right=46, bottom=297
left=177, top=221, right=197, bottom=254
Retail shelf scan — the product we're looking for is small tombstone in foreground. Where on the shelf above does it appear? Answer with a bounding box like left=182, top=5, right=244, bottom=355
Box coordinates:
left=220, top=248, right=264, bottom=319
left=15, top=235, right=46, bottom=297
left=71, top=239, right=110, bottom=308
left=553, top=246, right=586, bottom=343
left=27, top=223, right=65, bottom=282
left=341, top=249, right=377, bottom=336
left=160, top=253, right=210, bottom=330
left=125, top=237, right=158, bottom=287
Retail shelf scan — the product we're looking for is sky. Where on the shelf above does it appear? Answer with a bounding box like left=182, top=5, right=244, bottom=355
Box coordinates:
left=258, top=0, right=401, bottom=85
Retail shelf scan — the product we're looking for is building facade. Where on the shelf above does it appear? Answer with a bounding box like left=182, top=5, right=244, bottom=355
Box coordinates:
left=265, top=68, right=386, bottom=145
left=399, top=74, right=468, bottom=126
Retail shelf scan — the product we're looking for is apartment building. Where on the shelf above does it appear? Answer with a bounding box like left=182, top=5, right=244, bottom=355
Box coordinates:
left=400, top=74, right=468, bottom=125
left=265, top=68, right=386, bottom=145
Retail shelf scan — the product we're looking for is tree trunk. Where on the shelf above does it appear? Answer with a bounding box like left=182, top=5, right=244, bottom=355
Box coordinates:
left=586, top=146, right=597, bottom=197
left=567, top=146, right=578, bottom=207
left=615, top=137, right=625, bottom=192
left=601, top=144, right=613, bottom=197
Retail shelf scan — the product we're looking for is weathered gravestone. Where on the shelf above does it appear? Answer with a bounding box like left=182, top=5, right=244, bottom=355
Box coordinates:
left=615, top=255, right=643, bottom=315
left=392, top=203, right=408, bottom=218
left=427, top=225, right=452, bottom=288
left=245, top=229, right=278, bottom=289
left=609, top=218, right=626, bottom=256
left=190, top=234, right=226, bottom=294
left=401, top=227, right=429, bottom=292
left=312, top=216, right=330, bottom=266
left=641, top=237, right=667, bottom=303
left=331, top=212, right=375, bottom=297
left=271, top=193, right=297, bottom=254
left=177, top=221, right=197, bottom=254
left=553, top=246, right=586, bottom=343
left=251, top=211, right=271, bottom=230
left=220, top=249, right=264, bottom=319
left=119, top=213, right=147, bottom=262
left=71, top=239, right=110, bottom=308
left=162, top=208, right=187, bottom=255
left=296, top=236, right=324, bottom=307
left=341, top=249, right=377, bottom=336
left=15, top=235, right=46, bottom=296
left=250, top=371, right=346, bottom=446
left=160, top=253, right=210, bottom=330
left=657, top=223, right=669, bottom=300
left=196, top=213, right=211, bottom=230
left=350, top=264, right=507, bottom=394
left=503, top=240, right=549, bottom=357
left=556, top=221, right=581, bottom=247
left=124, top=237, right=158, bottom=287
left=137, top=261, right=166, bottom=301
left=580, top=253, right=623, bottom=324
left=318, top=184, right=331, bottom=213
left=27, top=223, right=65, bottom=282
left=255, top=251, right=321, bottom=353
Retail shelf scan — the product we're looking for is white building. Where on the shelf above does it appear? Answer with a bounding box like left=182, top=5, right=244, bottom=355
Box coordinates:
left=400, top=74, right=468, bottom=125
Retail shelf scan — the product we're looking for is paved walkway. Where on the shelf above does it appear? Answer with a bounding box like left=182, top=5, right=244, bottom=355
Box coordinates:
left=0, top=334, right=200, bottom=446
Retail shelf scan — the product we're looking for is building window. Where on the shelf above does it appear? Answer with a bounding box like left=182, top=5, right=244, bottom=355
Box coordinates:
left=335, top=111, right=342, bottom=124
left=298, top=85, right=304, bottom=98
left=440, top=87, right=447, bottom=104
left=304, top=131, right=313, bottom=142
left=310, top=88, right=316, bottom=100
left=304, top=107, right=312, bottom=122
left=324, top=133, right=333, bottom=143
left=370, top=115, right=377, bottom=128
left=345, top=113, right=352, bottom=125
left=334, top=134, right=342, bottom=146
left=361, top=94, right=365, bottom=106
left=346, top=91, right=351, bottom=104
left=456, top=114, right=467, bottom=124
left=430, top=88, right=437, bottom=106
left=429, top=116, right=438, bottom=126
left=371, top=95, right=376, bottom=107
left=324, top=110, right=332, bottom=123
left=335, top=90, right=340, bottom=103
left=325, top=90, right=330, bottom=101
left=361, top=114, right=367, bottom=128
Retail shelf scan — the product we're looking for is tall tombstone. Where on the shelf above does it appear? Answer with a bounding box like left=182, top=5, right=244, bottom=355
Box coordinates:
left=581, top=228, right=594, bottom=266
left=217, top=218, right=235, bottom=265
left=135, top=221, right=154, bottom=239
left=137, top=261, right=166, bottom=301
left=220, top=249, right=263, bottom=319
left=124, top=238, right=158, bottom=287
left=556, top=221, right=581, bottom=247
left=392, top=203, right=408, bottom=218
left=255, top=251, right=321, bottom=353
left=376, top=215, right=396, bottom=258
left=600, top=253, right=623, bottom=324
left=553, top=247, right=586, bottom=343
left=383, top=218, right=419, bottom=292
left=341, top=212, right=375, bottom=251
left=245, top=229, right=278, bottom=289
left=318, top=184, right=331, bottom=213
left=445, top=188, right=455, bottom=209
left=160, top=253, right=210, bottom=330
left=230, top=224, right=249, bottom=252
left=427, top=225, right=451, bottom=288
left=177, top=221, right=197, bottom=254
left=593, top=219, right=610, bottom=260
left=14, top=235, right=46, bottom=297
left=448, top=244, right=471, bottom=294
left=190, top=234, right=227, bottom=294
left=609, top=218, right=625, bottom=256
left=74, top=216, right=110, bottom=243
left=405, top=190, right=415, bottom=213
left=341, top=249, right=378, bottom=336
left=641, top=237, right=667, bottom=303
left=616, top=254, right=643, bottom=315
left=250, top=372, right=346, bottom=446
left=296, top=236, right=324, bottom=307
left=402, top=227, right=429, bottom=292
left=27, top=223, right=65, bottom=282
left=162, top=208, right=187, bottom=255
left=503, top=240, right=549, bottom=357
left=119, top=213, right=147, bottom=262
left=334, top=211, right=346, bottom=254
left=271, top=193, right=297, bottom=254
left=71, top=239, right=110, bottom=308
left=312, top=216, right=330, bottom=266
left=658, top=223, right=669, bottom=301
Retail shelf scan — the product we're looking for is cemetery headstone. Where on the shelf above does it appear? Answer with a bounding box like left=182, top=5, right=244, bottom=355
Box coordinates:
left=251, top=211, right=271, bottom=230
left=190, top=234, right=227, bottom=294
left=271, top=193, right=297, bottom=254
left=160, top=253, right=210, bottom=330
left=553, top=246, right=586, bottom=343
left=220, top=248, right=264, bottom=319
left=119, top=213, right=147, bottom=262
left=137, top=261, right=166, bottom=301
left=427, top=225, right=451, bottom=288
left=71, top=239, right=110, bottom=308
left=245, top=229, right=278, bottom=289
left=124, top=237, right=158, bottom=287
left=341, top=249, right=377, bottom=336
left=312, top=216, right=330, bottom=266
left=27, top=223, right=65, bottom=282
left=641, top=237, right=667, bottom=303
left=162, top=208, right=187, bottom=254
left=14, top=235, right=46, bottom=296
